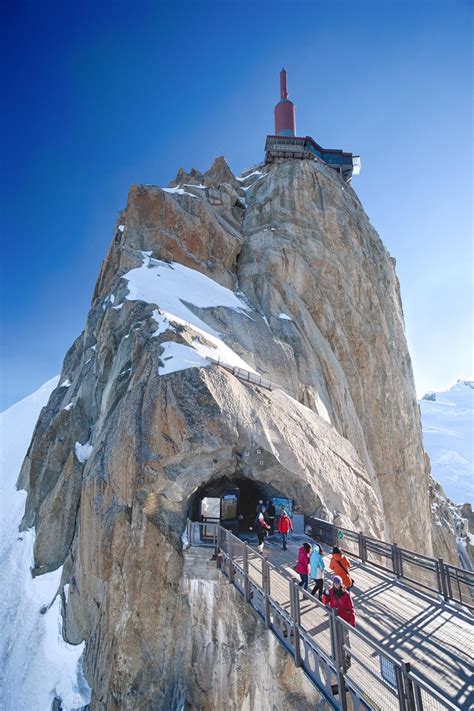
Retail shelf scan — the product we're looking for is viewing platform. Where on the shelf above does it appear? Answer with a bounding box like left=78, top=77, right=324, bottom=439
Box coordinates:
left=265, top=134, right=361, bottom=183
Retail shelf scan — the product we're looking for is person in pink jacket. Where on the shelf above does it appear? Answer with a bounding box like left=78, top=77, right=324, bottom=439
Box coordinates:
left=295, top=542, right=311, bottom=590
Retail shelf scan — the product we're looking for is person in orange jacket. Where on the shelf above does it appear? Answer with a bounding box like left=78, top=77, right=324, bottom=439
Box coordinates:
left=329, top=547, right=353, bottom=588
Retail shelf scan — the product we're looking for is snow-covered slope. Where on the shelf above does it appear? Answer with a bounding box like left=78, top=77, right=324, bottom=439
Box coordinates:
left=420, top=380, right=474, bottom=505
left=0, top=377, right=91, bottom=711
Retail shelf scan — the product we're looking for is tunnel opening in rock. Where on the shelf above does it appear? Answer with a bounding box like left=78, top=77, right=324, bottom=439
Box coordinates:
left=190, top=474, right=293, bottom=538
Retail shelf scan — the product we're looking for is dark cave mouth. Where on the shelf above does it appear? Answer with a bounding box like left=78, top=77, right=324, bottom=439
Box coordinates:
left=189, top=474, right=293, bottom=535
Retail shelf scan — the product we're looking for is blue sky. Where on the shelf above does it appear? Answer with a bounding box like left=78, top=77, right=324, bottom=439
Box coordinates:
left=1, top=0, right=472, bottom=409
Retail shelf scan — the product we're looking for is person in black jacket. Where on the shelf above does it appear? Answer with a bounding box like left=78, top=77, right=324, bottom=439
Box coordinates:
left=266, top=500, right=276, bottom=534
left=255, top=513, right=270, bottom=553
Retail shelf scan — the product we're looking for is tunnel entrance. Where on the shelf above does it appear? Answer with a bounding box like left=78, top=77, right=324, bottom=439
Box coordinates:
left=190, top=475, right=293, bottom=538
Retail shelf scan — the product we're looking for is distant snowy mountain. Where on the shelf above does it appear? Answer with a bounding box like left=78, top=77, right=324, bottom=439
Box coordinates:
left=420, top=380, right=474, bottom=505
left=0, top=376, right=91, bottom=711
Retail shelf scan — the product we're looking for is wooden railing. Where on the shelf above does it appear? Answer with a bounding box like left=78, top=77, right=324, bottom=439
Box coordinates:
left=187, top=522, right=461, bottom=711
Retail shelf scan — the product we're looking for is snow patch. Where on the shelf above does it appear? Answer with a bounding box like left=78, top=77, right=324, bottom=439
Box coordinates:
left=160, top=342, right=209, bottom=375
left=123, top=256, right=258, bottom=374
left=118, top=224, right=125, bottom=232
left=151, top=309, right=176, bottom=337
left=278, top=313, right=292, bottom=321
left=163, top=185, right=198, bottom=198
left=74, top=441, right=93, bottom=464
left=60, top=379, right=71, bottom=388
left=236, top=170, right=264, bottom=181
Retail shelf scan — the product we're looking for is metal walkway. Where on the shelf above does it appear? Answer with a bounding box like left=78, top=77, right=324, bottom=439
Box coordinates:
left=187, top=521, right=473, bottom=711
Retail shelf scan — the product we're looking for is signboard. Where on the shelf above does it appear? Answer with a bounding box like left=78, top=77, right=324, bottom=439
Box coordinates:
left=221, top=490, right=239, bottom=521
left=272, top=497, right=292, bottom=517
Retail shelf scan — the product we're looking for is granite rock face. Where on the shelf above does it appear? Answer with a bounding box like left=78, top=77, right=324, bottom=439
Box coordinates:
left=18, top=156, right=435, bottom=708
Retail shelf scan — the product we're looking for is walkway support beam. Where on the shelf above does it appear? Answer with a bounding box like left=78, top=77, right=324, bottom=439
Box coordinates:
left=290, top=581, right=302, bottom=667
left=243, top=544, right=251, bottom=602
left=226, top=529, right=234, bottom=584
left=330, top=611, right=348, bottom=710
left=263, top=557, right=271, bottom=628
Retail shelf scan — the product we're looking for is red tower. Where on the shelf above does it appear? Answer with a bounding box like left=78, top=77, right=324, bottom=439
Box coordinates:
left=274, top=68, right=296, bottom=137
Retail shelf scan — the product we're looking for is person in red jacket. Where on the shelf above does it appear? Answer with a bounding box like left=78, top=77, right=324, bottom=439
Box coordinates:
left=295, top=542, right=312, bottom=590
left=322, top=576, right=356, bottom=626
left=322, top=575, right=355, bottom=676
left=277, top=510, right=293, bottom=550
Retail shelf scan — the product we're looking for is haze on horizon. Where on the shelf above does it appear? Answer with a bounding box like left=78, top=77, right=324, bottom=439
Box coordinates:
left=1, top=0, right=472, bottom=410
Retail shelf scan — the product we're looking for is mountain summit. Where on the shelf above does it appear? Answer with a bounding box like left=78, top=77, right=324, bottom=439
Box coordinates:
left=16, top=156, right=440, bottom=708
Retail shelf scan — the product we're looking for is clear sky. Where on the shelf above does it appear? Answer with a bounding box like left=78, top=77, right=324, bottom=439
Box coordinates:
left=1, top=0, right=472, bottom=409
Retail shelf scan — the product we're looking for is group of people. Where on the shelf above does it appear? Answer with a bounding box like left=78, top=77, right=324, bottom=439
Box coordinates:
left=253, top=501, right=295, bottom=553
left=253, top=499, right=355, bottom=682
left=295, top=543, right=355, bottom=627
left=253, top=501, right=355, bottom=625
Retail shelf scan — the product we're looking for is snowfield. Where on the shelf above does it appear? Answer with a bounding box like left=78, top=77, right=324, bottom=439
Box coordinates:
left=0, top=377, right=91, bottom=711
left=419, top=380, right=474, bottom=505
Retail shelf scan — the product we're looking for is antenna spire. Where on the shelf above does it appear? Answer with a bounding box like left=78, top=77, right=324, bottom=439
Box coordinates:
left=280, top=67, right=288, bottom=100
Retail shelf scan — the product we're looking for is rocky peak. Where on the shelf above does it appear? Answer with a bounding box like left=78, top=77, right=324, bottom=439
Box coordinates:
left=203, top=155, right=239, bottom=187
left=17, top=155, right=439, bottom=708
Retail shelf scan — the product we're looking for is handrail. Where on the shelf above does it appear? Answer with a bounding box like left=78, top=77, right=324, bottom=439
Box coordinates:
left=305, top=515, right=474, bottom=610
left=198, top=523, right=461, bottom=711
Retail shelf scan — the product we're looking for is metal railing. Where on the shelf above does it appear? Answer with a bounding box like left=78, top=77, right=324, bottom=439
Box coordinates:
left=203, top=524, right=459, bottom=711
left=305, top=516, right=474, bottom=611
left=185, top=520, right=218, bottom=548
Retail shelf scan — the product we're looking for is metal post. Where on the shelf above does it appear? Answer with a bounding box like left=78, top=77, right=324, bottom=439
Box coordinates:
left=226, top=529, right=234, bottom=584
left=436, top=558, right=449, bottom=601
left=392, top=543, right=400, bottom=577
left=358, top=531, right=366, bottom=563
left=187, top=520, right=192, bottom=547
left=401, top=661, right=416, bottom=711
left=332, top=523, right=338, bottom=547
left=329, top=610, right=347, bottom=709
left=263, top=557, right=271, bottom=629
left=397, top=546, right=404, bottom=579
left=243, top=544, right=250, bottom=602
left=290, top=581, right=301, bottom=667
left=445, top=565, right=453, bottom=600
left=394, top=663, right=408, bottom=711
